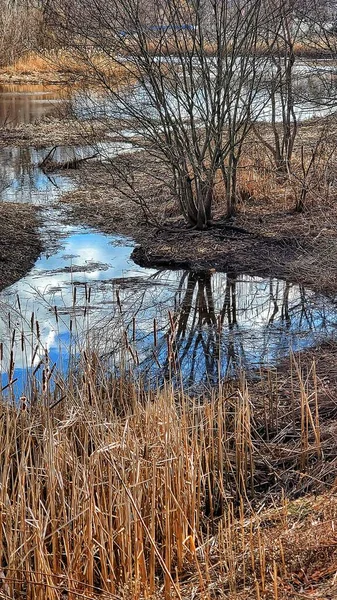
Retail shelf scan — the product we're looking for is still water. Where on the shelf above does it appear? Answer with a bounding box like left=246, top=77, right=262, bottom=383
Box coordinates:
left=0, top=144, right=132, bottom=204
left=2, top=233, right=337, bottom=393
left=0, top=84, right=63, bottom=124
left=73, top=59, right=337, bottom=124
left=1, top=84, right=337, bottom=396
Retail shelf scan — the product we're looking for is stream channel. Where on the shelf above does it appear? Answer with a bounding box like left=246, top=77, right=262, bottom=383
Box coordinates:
left=1, top=84, right=337, bottom=396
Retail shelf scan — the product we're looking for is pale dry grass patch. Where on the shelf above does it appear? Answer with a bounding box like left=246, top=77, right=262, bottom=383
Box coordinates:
left=3, top=50, right=128, bottom=82
left=9, top=52, right=59, bottom=73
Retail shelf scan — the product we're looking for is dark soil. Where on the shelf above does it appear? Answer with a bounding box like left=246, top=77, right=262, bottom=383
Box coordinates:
left=0, top=203, right=42, bottom=291
left=61, top=160, right=337, bottom=296
left=0, top=116, right=114, bottom=149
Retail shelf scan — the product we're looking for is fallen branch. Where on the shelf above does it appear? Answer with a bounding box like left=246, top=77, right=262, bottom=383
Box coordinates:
left=39, top=150, right=99, bottom=172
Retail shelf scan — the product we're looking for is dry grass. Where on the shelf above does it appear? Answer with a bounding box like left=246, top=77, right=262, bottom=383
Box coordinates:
left=1, top=51, right=128, bottom=85
left=1, top=343, right=337, bottom=599
left=2, top=37, right=333, bottom=85
left=0, top=115, right=118, bottom=148
left=134, top=37, right=334, bottom=59
left=234, top=121, right=337, bottom=211
left=9, top=52, right=60, bottom=74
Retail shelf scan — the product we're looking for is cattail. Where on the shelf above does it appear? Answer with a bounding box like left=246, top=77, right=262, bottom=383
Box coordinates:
left=153, top=318, right=157, bottom=347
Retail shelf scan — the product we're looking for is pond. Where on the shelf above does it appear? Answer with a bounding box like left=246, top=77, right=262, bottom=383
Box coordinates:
left=72, top=58, right=337, bottom=124
left=0, top=66, right=335, bottom=131
left=1, top=226, right=337, bottom=395
left=1, top=84, right=337, bottom=397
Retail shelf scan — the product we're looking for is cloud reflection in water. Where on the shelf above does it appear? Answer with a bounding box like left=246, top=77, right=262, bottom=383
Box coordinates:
left=1, top=229, right=337, bottom=395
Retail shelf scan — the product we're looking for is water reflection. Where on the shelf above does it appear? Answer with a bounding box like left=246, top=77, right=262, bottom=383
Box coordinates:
left=73, top=59, right=337, bottom=125
left=1, top=68, right=336, bottom=132
left=1, top=228, right=337, bottom=395
left=0, top=229, right=152, bottom=393
left=0, top=144, right=132, bottom=204
left=0, top=84, right=63, bottom=125
left=0, top=146, right=76, bottom=204
left=119, top=270, right=337, bottom=387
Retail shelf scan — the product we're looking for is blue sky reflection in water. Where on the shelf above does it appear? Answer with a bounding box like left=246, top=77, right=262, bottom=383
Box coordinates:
left=0, top=146, right=76, bottom=204
left=0, top=143, right=132, bottom=204
left=1, top=225, right=337, bottom=395
left=0, top=228, right=152, bottom=393
left=1, top=84, right=337, bottom=395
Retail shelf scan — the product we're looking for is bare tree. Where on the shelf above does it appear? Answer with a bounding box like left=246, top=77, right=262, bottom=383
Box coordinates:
left=252, top=0, right=309, bottom=175
left=47, top=0, right=274, bottom=228
left=253, top=0, right=337, bottom=183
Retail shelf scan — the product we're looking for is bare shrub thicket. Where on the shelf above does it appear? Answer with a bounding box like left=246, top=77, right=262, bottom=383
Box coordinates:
left=253, top=0, right=307, bottom=175
left=47, top=0, right=284, bottom=228
left=44, top=0, right=337, bottom=220
left=0, top=0, right=45, bottom=66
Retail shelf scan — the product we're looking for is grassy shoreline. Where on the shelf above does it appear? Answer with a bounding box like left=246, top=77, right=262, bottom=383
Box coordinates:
left=0, top=51, right=127, bottom=86
left=0, top=116, right=115, bottom=149
left=1, top=44, right=336, bottom=86
left=60, top=121, right=337, bottom=296
left=1, top=43, right=335, bottom=111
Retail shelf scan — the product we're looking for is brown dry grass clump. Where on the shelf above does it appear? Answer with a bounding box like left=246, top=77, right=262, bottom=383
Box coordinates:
left=0, top=203, right=41, bottom=291
left=132, top=37, right=333, bottom=59
left=1, top=349, right=337, bottom=599
left=10, top=52, right=58, bottom=74
left=0, top=51, right=128, bottom=85
left=0, top=115, right=114, bottom=149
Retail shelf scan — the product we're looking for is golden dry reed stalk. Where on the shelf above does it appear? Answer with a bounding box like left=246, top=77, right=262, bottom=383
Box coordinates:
left=0, top=349, right=329, bottom=599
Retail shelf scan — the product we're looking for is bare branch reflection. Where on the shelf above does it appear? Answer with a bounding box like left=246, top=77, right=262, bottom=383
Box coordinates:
left=110, top=270, right=337, bottom=387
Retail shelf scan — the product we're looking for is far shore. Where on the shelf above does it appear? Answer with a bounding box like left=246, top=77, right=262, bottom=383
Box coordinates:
left=0, top=43, right=336, bottom=86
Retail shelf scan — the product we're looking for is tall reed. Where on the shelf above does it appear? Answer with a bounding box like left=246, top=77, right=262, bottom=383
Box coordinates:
left=0, top=346, right=334, bottom=599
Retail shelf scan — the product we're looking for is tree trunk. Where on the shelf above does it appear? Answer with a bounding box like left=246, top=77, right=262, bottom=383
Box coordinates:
left=196, top=181, right=213, bottom=229
left=179, top=174, right=213, bottom=229
left=226, top=155, right=238, bottom=218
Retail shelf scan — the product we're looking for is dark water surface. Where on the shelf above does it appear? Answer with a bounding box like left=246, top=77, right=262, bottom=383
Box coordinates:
left=0, top=84, right=63, bottom=125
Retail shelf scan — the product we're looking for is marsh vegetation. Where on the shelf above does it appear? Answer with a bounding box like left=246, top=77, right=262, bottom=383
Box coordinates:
left=2, top=1, right=337, bottom=598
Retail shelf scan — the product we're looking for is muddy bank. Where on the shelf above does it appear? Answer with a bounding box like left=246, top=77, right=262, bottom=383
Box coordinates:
left=131, top=216, right=337, bottom=297
left=61, top=160, right=337, bottom=296
left=0, top=203, right=42, bottom=291
left=0, top=116, right=113, bottom=148
left=0, top=70, right=65, bottom=86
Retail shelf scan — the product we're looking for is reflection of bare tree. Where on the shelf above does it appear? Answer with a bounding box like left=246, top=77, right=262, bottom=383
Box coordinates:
left=2, top=261, right=336, bottom=392
left=0, top=146, right=67, bottom=203
left=165, top=271, right=220, bottom=386
left=120, top=270, right=334, bottom=388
